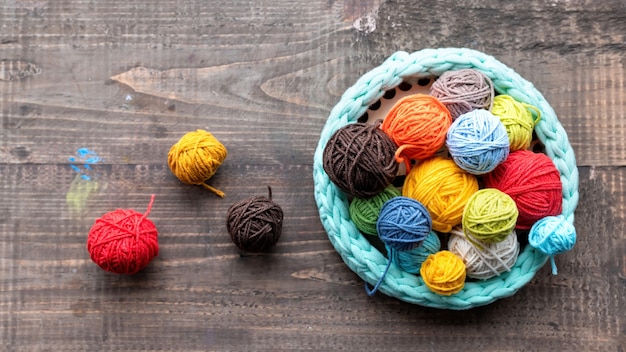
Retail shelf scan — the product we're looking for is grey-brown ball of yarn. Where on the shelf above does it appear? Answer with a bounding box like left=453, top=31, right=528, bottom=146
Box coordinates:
left=430, top=69, right=495, bottom=120
left=226, top=187, right=283, bottom=252
left=323, top=122, right=399, bottom=198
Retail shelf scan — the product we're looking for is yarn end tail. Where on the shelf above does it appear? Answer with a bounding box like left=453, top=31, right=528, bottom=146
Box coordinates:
left=201, top=183, right=225, bottom=197
left=550, top=256, right=558, bottom=275
left=393, top=147, right=412, bottom=174
left=364, top=257, right=393, bottom=296
left=144, top=194, right=156, bottom=216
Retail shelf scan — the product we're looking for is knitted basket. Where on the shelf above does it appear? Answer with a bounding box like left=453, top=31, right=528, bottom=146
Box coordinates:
left=313, top=48, right=579, bottom=310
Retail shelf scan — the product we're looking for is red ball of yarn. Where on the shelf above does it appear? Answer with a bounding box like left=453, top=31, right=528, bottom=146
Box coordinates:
left=483, top=150, right=562, bottom=230
left=381, top=94, right=452, bottom=171
left=87, top=195, right=159, bottom=274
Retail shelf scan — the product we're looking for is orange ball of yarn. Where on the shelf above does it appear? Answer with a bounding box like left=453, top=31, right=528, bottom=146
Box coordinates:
left=402, top=156, right=478, bottom=233
left=87, top=195, right=159, bottom=275
left=420, top=250, right=466, bottom=296
left=381, top=94, right=452, bottom=171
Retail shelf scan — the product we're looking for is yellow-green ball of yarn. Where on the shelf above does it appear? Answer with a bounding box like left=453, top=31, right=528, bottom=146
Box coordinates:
left=420, top=250, right=466, bottom=296
left=490, top=95, right=541, bottom=151
left=462, top=188, right=518, bottom=245
left=349, top=186, right=401, bottom=236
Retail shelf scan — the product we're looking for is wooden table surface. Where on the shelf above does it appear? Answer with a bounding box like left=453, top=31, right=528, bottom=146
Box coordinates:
left=1, top=0, right=624, bottom=351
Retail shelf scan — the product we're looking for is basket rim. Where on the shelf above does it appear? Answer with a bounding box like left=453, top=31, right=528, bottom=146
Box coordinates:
left=313, top=47, right=579, bottom=310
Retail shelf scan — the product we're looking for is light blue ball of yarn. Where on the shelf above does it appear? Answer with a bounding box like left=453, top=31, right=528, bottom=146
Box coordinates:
left=377, top=197, right=432, bottom=252
left=388, top=231, right=441, bottom=274
left=446, top=109, right=510, bottom=175
left=529, top=215, right=577, bottom=275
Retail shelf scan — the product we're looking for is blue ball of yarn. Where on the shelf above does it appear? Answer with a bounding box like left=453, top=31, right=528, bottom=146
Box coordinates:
left=529, top=215, right=577, bottom=275
left=389, top=231, right=441, bottom=274
left=376, top=197, right=432, bottom=252
left=446, top=109, right=510, bottom=175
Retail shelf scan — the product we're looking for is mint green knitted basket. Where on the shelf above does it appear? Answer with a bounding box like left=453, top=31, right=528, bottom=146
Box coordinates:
left=313, top=48, right=579, bottom=310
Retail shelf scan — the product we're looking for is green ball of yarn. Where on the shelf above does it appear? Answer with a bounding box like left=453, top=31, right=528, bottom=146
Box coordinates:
left=490, top=95, right=541, bottom=151
left=349, top=186, right=401, bottom=235
left=462, top=188, right=518, bottom=245
left=388, top=231, right=441, bottom=274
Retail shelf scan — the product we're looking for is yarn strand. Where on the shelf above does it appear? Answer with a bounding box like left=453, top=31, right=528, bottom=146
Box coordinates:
left=365, top=252, right=394, bottom=296
left=524, top=102, right=542, bottom=126
left=549, top=257, right=559, bottom=275
left=136, top=194, right=156, bottom=238
left=201, top=183, right=225, bottom=198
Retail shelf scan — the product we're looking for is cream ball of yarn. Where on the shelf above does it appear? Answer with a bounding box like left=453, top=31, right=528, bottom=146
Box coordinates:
left=448, top=226, right=520, bottom=280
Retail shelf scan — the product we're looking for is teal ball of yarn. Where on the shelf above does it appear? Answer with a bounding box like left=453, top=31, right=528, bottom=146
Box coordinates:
left=388, top=231, right=441, bottom=274
left=349, top=186, right=401, bottom=236
left=446, top=109, right=510, bottom=175
left=529, top=215, right=576, bottom=275
left=376, top=197, right=432, bottom=252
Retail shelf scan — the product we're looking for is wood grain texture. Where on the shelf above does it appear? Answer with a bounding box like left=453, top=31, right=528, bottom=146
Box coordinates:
left=1, top=0, right=625, bottom=351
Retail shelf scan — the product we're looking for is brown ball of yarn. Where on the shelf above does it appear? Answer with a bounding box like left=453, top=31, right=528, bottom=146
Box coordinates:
left=226, top=187, right=284, bottom=252
left=430, top=69, right=495, bottom=119
left=323, top=122, right=399, bottom=198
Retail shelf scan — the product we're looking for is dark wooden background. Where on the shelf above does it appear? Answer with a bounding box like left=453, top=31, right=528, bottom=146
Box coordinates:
left=1, top=0, right=624, bottom=351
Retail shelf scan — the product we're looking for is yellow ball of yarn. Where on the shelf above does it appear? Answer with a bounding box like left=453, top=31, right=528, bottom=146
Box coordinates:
left=462, top=188, right=518, bottom=245
left=420, top=250, right=466, bottom=296
left=402, top=156, right=479, bottom=232
left=168, top=129, right=228, bottom=197
left=490, top=95, right=541, bottom=151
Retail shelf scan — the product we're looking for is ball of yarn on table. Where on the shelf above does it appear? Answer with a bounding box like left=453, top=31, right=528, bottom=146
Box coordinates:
left=87, top=195, right=159, bottom=275
left=449, top=226, right=520, bottom=280
left=420, top=251, right=466, bottom=296
left=168, top=129, right=228, bottom=197
left=430, top=69, right=494, bottom=119
left=483, top=150, right=562, bottom=230
left=323, top=122, right=399, bottom=198
left=389, top=231, right=441, bottom=274
left=402, top=156, right=479, bottom=233
left=462, top=188, right=518, bottom=245
left=226, top=187, right=284, bottom=252
left=446, top=109, right=510, bottom=175
left=491, top=95, right=541, bottom=151
left=380, top=94, right=452, bottom=171
left=349, top=185, right=400, bottom=236
left=376, top=196, right=432, bottom=252
left=529, top=215, right=576, bottom=275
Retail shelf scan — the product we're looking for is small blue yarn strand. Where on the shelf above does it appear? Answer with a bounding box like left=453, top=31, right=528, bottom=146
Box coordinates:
left=528, top=215, right=576, bottom=275
left=376, top=197, right=432, bottom=252
left=446, top=109, right=510, bottom=175
left=389, top=231, right=441, bottom=274
left=365, top=256, right=393, bottom=296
